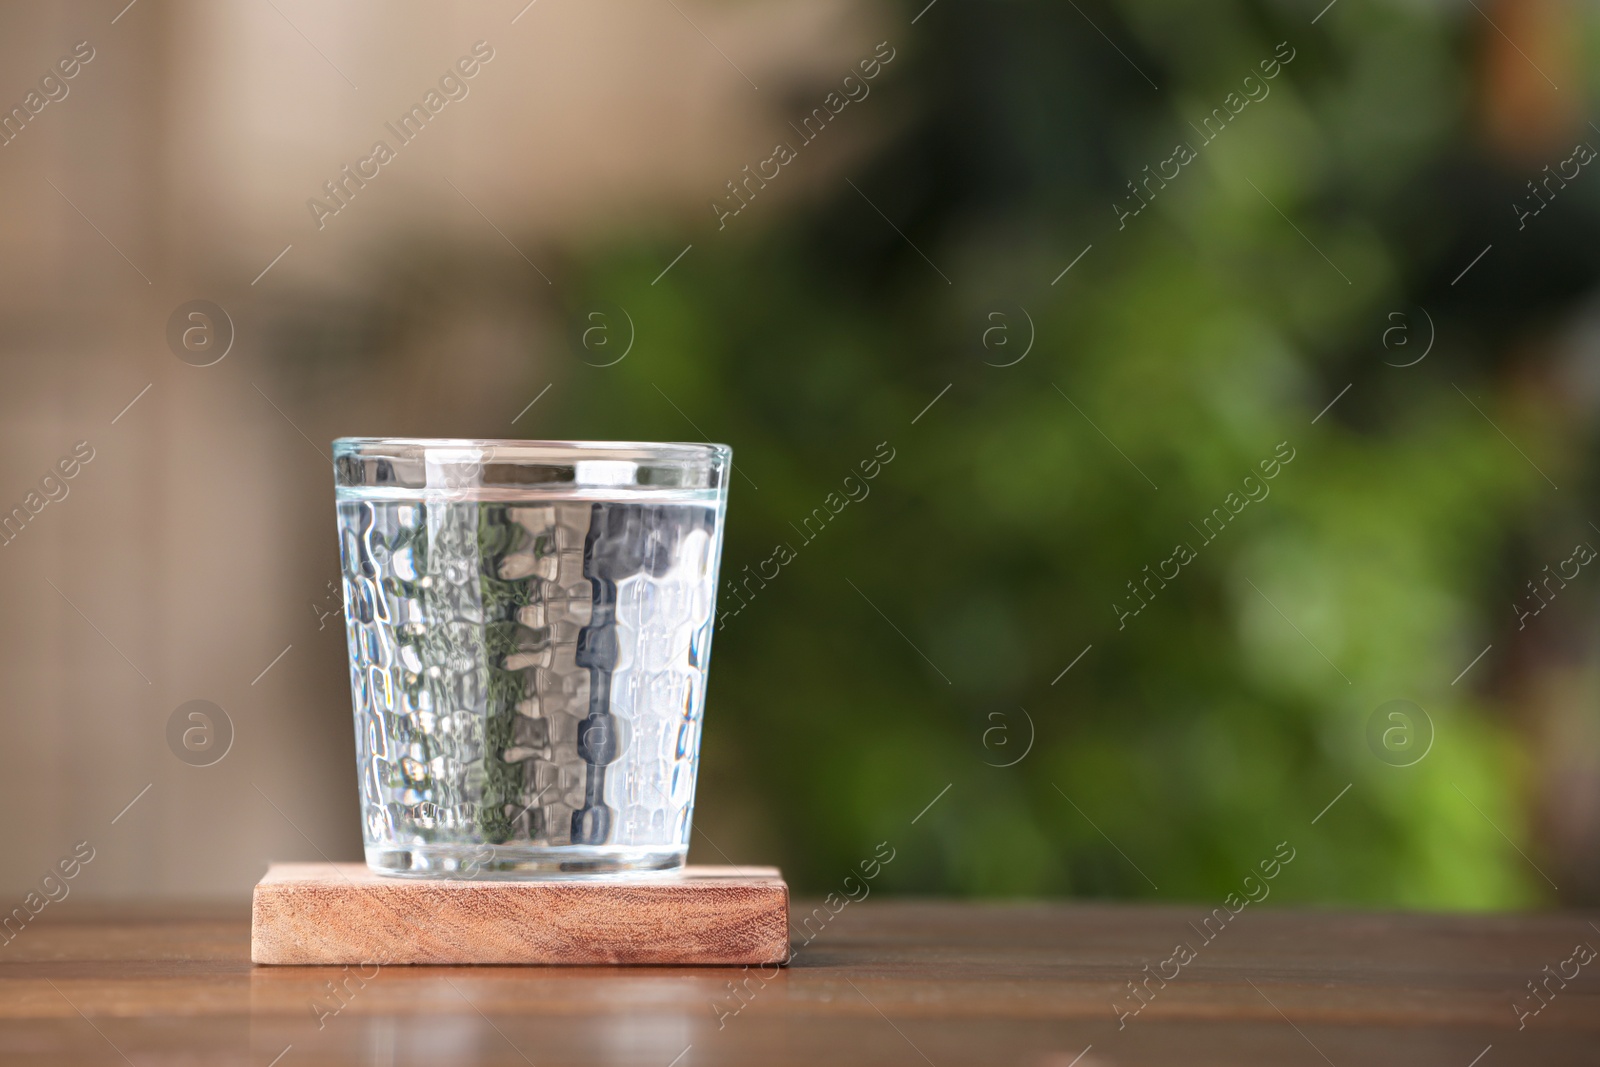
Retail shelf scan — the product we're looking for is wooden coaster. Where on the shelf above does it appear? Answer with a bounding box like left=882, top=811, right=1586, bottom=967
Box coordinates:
left=251, top=862, right=790, bottom=966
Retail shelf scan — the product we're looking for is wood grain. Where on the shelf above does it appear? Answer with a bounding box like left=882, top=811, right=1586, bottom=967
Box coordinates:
left=250, top=863, right=790, bottom=966
left=3, top=901, right=1596, bottom=1065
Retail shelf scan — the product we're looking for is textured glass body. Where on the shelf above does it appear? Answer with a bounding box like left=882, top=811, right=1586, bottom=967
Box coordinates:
left=333, top=440, right=730, bottom=877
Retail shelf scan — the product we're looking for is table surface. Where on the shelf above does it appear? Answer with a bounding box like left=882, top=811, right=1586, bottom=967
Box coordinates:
left=1, top=900, right=1596, bottom=1066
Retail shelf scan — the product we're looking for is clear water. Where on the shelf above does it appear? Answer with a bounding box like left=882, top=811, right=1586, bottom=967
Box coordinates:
left=336, top=491, right=723, bottom=876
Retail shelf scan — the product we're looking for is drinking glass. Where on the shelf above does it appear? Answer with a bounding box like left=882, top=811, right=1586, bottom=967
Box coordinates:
left=332, top=438, right=731, bottom=877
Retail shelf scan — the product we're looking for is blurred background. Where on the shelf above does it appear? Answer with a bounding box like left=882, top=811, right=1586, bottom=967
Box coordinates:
left=2, top=0, right=1598, bottom=909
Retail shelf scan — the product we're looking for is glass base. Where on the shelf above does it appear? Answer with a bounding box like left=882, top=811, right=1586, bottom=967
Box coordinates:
left=365, top=843, right=688, bottom=879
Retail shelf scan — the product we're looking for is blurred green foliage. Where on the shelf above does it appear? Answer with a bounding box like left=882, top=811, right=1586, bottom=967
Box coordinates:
left=533, top=0, right=1599, bottom=905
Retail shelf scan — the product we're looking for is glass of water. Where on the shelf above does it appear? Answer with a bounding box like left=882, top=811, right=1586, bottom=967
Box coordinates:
left=332, top=438, right=731, bottom=877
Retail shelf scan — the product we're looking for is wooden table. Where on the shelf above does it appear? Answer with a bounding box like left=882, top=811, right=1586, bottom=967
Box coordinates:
left=1, top=901, right=1595, bottom=1065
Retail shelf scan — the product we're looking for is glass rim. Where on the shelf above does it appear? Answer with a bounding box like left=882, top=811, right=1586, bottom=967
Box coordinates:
left=332, top=437, right=732, bottom=498
left=332, top=437, right=731, bottom=462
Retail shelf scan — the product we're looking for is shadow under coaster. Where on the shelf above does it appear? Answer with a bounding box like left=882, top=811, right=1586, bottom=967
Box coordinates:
left=251, top=863, right=790, bottom=966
